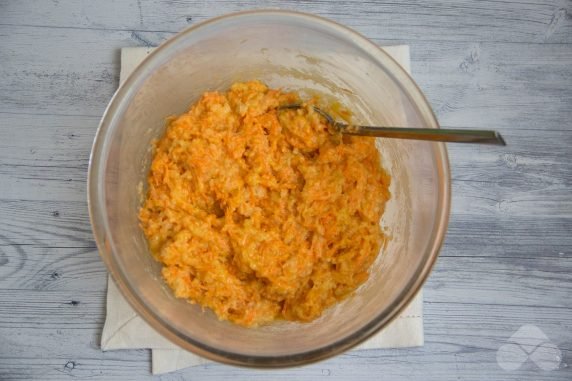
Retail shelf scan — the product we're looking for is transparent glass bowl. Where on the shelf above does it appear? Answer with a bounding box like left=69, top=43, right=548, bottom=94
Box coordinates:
left=88, top=10, right=450, bottom=367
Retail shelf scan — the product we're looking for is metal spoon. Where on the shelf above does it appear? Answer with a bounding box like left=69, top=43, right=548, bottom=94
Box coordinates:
left=279, top=104, right=506, bottom=146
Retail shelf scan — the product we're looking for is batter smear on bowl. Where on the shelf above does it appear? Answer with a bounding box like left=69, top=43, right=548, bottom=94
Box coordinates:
left=139, top=81, right=391, bottom=327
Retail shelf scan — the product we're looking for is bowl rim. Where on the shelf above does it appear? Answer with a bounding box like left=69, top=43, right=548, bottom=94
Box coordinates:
left=88, top=9, right=451, bottom=368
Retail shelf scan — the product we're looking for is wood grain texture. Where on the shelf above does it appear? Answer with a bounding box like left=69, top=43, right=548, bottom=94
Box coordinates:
left=1, top=0, right=571, bottom=380
left=1, top=0, right=571, bottom=43
left=0, top=289, right=570, bottom=380
left=2, top=25, right=572, bottom=129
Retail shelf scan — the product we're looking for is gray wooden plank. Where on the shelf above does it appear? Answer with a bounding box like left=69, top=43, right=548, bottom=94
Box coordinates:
left=406, top=40, right=572, bottom=128
left=1, top=240, right=571, bottom=310
left=0, top=114, right=96, bottom=202
left=425, top=255, right=572, bottom=308
left=0, top=356, right=569, bottom=381
left=0, top=247, right=103, bottom=291
left=0, top=354, right=153, bottom=381
left=0, top=289, right=570, bottom=380
left=1, top=113, right=571, bottom=203
left=0, top=26, right=571, bottom=131
left=2, top=113, right=571, bottom=167
left=0, top=169, right=87, bottom=202
left=0, top=114, right=98, bottom=166
left=0, top=200, right=94, bottom=247
left=0, top=191, right=570, bottom=248
left=1, top=195, right=569, bottom=248
left=1, top=0, right=571, bottom=43
left=1, top=343, right=570, bottom=381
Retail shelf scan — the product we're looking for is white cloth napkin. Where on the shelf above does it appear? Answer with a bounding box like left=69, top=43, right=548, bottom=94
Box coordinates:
left=101, top=45, right=423, bottom=375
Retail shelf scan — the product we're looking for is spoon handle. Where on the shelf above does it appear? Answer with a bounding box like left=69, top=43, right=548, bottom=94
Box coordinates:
left=340, top=124, right=506, bottom=146
left=279, top=104, right=506, bottom=145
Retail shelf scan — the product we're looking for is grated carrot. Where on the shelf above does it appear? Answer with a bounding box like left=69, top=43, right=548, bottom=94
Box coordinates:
left=139, top=81, right=391, bottom=327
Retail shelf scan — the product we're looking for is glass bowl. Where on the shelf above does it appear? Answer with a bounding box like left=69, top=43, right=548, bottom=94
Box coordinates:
left=88, top=10, right=450, bottom=367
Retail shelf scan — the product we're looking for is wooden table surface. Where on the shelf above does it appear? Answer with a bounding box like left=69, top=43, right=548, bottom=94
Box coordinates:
left=1, top=1, right=571, bottom=380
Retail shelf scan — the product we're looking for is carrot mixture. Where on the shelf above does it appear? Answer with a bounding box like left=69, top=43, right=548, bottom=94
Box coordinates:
left=139, top=81, right=391, bottom=326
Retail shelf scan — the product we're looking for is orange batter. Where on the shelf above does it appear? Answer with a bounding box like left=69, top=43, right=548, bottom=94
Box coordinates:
left=139, top=81, right=391, bottom=326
